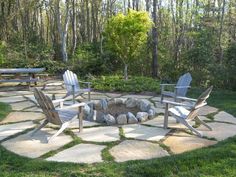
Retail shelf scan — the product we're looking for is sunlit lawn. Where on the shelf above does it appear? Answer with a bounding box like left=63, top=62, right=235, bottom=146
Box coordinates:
left=0, top=88, right=236, bottom=176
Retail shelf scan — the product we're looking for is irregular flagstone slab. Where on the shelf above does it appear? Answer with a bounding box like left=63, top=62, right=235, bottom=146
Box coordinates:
left=198, top=106, right=218, bottom=116
left=88, top=95, right=109, bottom=100
left=123, top=124, right=170, bottom=141
left=24, top=94, right=53, bottom=104
left=143, top=115, right=195, bottom=129
left=152, top=107, right=165, bottom=114
left=1, top=128, right=73, bottom=158
left=0, top=121, right=35, bottom=141
left=151, top=97, right=161, bottom=102
left=105, top=93, right=122, bottom=98
left=44, top=119, right=101, bottom=129
left=0, top=96, right=26, bottom=103
left=198, top=115, right=212, bottom=121
left=198, top=122, right=236, bottom=141
left=73, top=126, right=119, bottom=142
left=155, top=102, right=165, bottom=108
left=1, top=112, right=45, bottom=123
left=110, top=140, right=169, bottom=162
left=214, top=111, right=236, bottom=124
left=122, top=95, right=153, bottom=99
left=163, top=131, right=217, bottom=154
left=47, top=144, right=106, bottom=164
left=0, top=91, right=32, bottom=97
left=10, top=101, right=35, bottom=111
left=24, top=106, right=42, bottom=112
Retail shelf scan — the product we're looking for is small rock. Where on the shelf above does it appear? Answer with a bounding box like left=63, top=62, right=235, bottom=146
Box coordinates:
left=86, top=110, right=94, bottom=121
left=127, top=112, right=138, bottom=124
left=87, top=102, right=94, bottom=110
left=125, top=98, right=138, bottom=108
left=104, top=114, right=116, bottom=125
left=139, top=99, right=151, bottom=112
left=83, top=104, right=91, bottom=116
left=114, top=98, right=126, bottom=104
left=136, top=112, right=149, bottom=122
left=108, top=99, right=116, bottom=106
left=117, top=114, right=128, bottom=125
left=148, top=109, right=155, bottom=119
left=100, top=99, right=108, bottom=110
left=95, top=111, right=106, bottom=123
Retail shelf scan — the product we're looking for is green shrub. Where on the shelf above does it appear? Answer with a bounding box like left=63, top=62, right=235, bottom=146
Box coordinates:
left=91, top=75, right=160, bottom=93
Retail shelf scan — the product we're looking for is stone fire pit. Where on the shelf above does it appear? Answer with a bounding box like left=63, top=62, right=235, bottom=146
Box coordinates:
left=83, top=98, right=156, bottom=125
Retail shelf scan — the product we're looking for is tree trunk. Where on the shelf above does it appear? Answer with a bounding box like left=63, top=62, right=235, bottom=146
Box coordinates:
left=124, top=64, right=128, bottom=80
left=152, top=0, right=158, bottom=78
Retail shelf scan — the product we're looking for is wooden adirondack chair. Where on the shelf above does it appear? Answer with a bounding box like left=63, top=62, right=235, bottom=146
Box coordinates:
left=163, top=86, right=213, bottom=137
left=31, top=88, right=85, bottom=143
left=160, top=73, right=192, bottom=103
left=63, top=70, right=91, bottom=103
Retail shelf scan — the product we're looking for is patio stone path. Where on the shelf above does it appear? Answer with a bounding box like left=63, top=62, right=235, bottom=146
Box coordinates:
left=0, top=121, right=35, bottom=141
left=73, top=126, right=120, bottom=142
left=2, top=111, right=45, bottom=123
left=163, top=131, right=217, bottom=154
left=0, top=84, right=236, bottom=163
left=47, top=144, right=106, bottom=163
left=2, top=128, right=73, bottom=158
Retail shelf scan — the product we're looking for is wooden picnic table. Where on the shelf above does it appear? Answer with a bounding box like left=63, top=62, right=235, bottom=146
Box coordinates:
left=0, top=68, right=46, bottom=88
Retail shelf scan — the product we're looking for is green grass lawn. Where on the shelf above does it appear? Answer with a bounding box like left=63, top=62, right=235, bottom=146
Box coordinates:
left=0, top=88, right=236, bottom=177
left=0, top=102, right=11, bottom=121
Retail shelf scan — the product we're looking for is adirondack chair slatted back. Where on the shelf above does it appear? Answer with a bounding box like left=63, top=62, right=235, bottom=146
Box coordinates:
left=176, top=73, right=192, bottom=96
left=34, top=89, right=62, bottom=125
left=63, top=70, right=80, bottom=93
left=187, top=86, right=213, bottom=120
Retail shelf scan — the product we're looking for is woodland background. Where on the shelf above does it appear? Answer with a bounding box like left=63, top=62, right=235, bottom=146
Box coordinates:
left=0, top=0, right=235, bottom=90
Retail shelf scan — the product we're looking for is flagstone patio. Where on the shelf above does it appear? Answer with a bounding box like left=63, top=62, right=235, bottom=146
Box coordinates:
left=0, top=84, right=236, bottom=164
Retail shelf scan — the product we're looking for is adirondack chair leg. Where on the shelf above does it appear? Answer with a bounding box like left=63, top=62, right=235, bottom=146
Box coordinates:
left=48, top=122, right=69, bottom=143
left=161, top=94, right=164, bottom=104
left=72, top=85, right=75, bottom=104
left=31, top=119, right=49, bottom=136
left=79, top=106, right=84, bottom=132
left=195, top=116, right=212, bottom=130
left=164, top=103, right=169, bottom=129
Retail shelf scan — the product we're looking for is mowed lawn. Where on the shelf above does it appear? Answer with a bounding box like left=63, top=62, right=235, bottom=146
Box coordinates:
left=0, top=89, right=236, bottom=177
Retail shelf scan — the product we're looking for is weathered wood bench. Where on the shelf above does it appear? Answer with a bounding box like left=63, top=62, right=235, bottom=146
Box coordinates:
left=0, top=68, right=45, bottom=89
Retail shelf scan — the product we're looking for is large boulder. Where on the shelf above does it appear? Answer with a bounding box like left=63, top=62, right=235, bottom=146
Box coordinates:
left=127, top=112, right=138, bottom=124
left=117, top=114, right=128, bottom=125
left=139, top=99, right=151, bottom=112
left=125, top=98, right=138, bottom=108
left=136, top=112, right=149, bottom=122
left=104, top=114, right=116, bottom=125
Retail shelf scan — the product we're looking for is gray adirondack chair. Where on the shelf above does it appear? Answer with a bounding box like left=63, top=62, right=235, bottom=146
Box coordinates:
left=31, top=88, right=85, bottom=143
left=163, top=86, right=213, bottom=137
left=160, top=73, right=192, bottom=103
left=63, top=70, right=91, bottom=103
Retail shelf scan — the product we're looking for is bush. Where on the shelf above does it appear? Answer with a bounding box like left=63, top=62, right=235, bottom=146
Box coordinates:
left=91, top=75, right=160, bottom=93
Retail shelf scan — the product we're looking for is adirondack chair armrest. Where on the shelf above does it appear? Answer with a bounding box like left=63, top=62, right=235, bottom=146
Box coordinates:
left=52, top=99, right=66, bottom=104
left=160, top=83, right=176, bottom=86
left=57, top=102, right=86, bottom=110
left=160, top=84, right=176, bottom=93
left=176, top=96, right=197, bottom=102
left=174, top=86, right=191, bottom=89
left=162, top=100, right=193, bottom=107
left=78, top=81, right=91, bottom=88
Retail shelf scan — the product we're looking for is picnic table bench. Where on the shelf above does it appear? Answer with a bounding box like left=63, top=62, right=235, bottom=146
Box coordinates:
left=0, top=68, right=45, bottom=89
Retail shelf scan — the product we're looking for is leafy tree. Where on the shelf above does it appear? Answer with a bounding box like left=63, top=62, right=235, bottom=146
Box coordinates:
left=104, top=10, right=152, bottom=80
